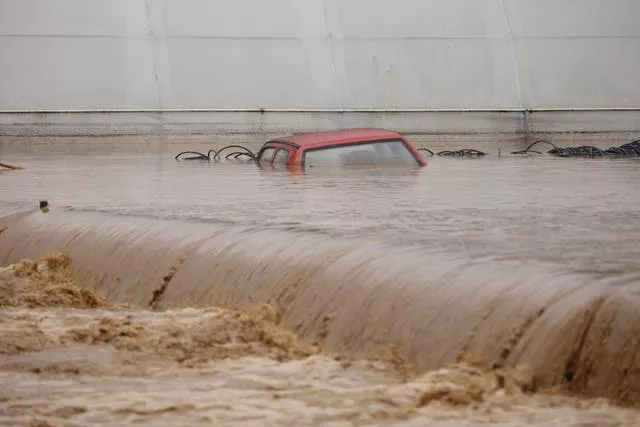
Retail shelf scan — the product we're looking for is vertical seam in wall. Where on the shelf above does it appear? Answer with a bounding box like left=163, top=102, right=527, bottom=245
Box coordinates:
left=320, top=0, right=342, bottom=109
left=145, top=0, right=163, bottom=108
left=500, top=0, right=524, bottom=109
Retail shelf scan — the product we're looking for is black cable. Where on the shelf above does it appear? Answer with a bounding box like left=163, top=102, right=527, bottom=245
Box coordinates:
left=235, top=152, right=254, bottom=159
left=548, top=140, right=640, bottom=158
left=436, top=148, right=487, bottom=157
left=510, top=140, right=558, bottom=155
left=213, top=145, right=256, bottom=161
left=176, top=138, right=640, bottom=164
left=225, top=151, right=255, bottom=160
left=175, top=145, right=256, bottom=162
left=174, top=151, right=211, bottom=161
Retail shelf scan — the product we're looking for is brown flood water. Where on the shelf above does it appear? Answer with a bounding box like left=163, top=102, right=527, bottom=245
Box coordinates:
left=1, top=253, right=639, bottom=426
left=1, top=137, right=640, bottom=425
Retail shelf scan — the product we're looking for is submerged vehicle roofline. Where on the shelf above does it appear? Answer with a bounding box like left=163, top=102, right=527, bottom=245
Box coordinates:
left=269, top=128, right=406, bottom=149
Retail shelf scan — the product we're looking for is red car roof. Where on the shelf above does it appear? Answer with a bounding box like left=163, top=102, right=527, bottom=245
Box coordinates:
left=272, top=128, right=405, bottom=149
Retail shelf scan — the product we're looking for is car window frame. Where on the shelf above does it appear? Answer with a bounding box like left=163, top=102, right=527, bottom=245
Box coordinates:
left=257, top=146, right=277, bottom=163
left=273, top=147, right=292, bottom=165
left=301, top=138, right=422, bottom=168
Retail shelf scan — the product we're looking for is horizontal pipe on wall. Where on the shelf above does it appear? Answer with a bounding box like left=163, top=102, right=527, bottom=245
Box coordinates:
left=2, top=108, right=640, bottom=114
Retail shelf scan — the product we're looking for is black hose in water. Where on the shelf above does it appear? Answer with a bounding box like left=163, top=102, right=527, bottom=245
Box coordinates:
left=417, top=148, right=434, bottom=156
left=509, top=139, right=640, bottom=158
left=437, top=149, right=487, bottom=157
left=417, top=138, right=640, bottom=159
left=175, top=145, right=257, bottom=162
left=175, top=138, right=640, bottom=164
left=510, top=140, right=559, bottom=155
left=549, top=146, right=608, bottom=157
left=416, top=147, right=487, bottom=157
left=213, top=145, right=256, bottom=161
left=174, top=150, right=212, bottom=161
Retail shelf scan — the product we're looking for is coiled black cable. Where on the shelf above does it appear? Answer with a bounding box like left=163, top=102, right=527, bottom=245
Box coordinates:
left=213, top=145, right=256, bottom=161
left=174, top=150, right=211, bottom=161
left=509, top=139, right=640, bottom=158
left=437, top=149, right=487, bottom=157
left=416, top=138, right=640, bottom=159
left=417, top=147, right=487, bottom=157
left=549, top=146, right=607, bottom=157
left=175, top=145, right=256, bottom=162
left=510, top=140, right=558, bottom=155
left=417, top=148, right=434, bottom=156
left=175, top=138, right=640, bottom=164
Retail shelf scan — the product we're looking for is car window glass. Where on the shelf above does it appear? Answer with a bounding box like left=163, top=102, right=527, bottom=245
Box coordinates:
left=273, top=148, right=290, bottom=164
left=304, top=139, right=417, bottom=167
left=258, top=147, right=275, bottom=162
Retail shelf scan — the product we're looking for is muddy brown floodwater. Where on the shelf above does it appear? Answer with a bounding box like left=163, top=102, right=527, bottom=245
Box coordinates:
left=1, top=138, right=640, bottom=425
left=0, top=253, right=638, bottom=427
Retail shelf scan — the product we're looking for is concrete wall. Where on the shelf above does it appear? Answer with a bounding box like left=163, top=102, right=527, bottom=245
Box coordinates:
left=1, top=0, right=639, bottom=138
left=2, top=0, right=640, bottom=110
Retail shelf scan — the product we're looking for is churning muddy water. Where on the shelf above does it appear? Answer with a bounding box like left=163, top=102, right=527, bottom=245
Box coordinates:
left=1, top=138, right=640, bottom=425
left=1, top=254, right=639, bottom=427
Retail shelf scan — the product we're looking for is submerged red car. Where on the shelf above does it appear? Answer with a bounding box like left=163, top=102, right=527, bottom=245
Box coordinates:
left=256, top=128, right=428, bottom=171
left=175, top=128, right=428, bottom=171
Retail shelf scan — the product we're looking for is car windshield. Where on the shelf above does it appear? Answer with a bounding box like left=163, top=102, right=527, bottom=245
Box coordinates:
left=303, top=139, right=419, bottom=167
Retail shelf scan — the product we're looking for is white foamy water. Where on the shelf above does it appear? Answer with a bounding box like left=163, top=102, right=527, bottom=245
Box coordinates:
left=1, top=305, right=638, bottom=427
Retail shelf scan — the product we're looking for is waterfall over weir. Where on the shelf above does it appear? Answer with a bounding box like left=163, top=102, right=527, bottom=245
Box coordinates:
left=1, top=208, right=639, bottom=405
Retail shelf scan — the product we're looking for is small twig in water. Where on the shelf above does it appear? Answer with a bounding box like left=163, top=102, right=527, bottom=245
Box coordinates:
left=0, top=162, right=25, bottom=170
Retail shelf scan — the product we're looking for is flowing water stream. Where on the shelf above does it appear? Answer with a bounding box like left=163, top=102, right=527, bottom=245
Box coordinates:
left=1, top=137, right=639, bottom=425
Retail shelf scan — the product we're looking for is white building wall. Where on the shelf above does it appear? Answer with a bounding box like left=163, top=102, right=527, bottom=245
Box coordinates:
left=506, top=0, right=640, bottom=108
left=1, top=0, right=639, bottom=111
